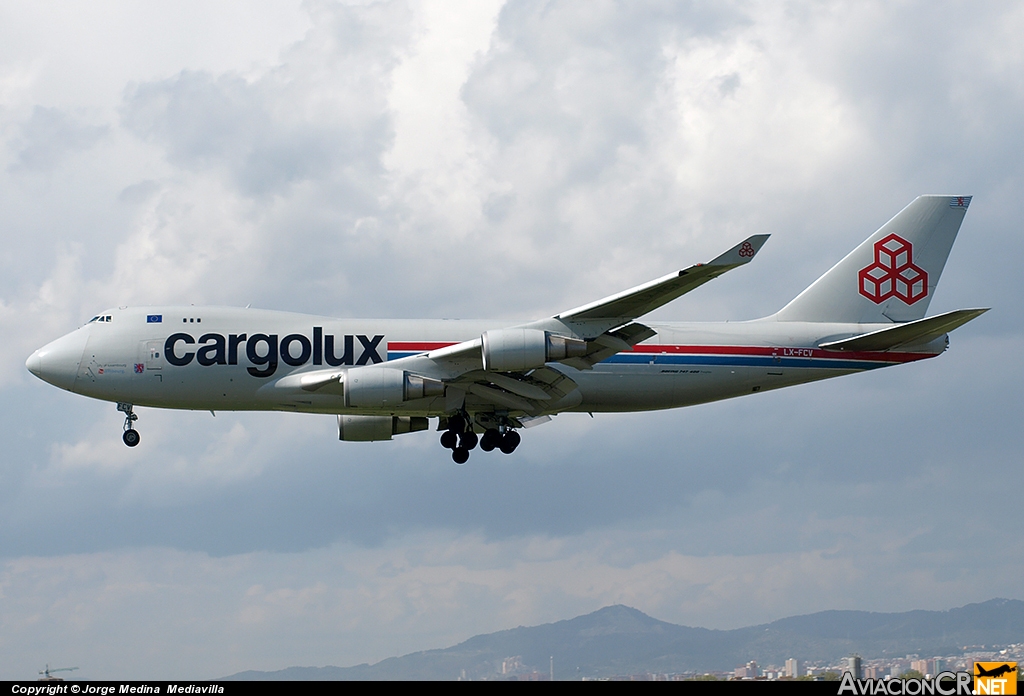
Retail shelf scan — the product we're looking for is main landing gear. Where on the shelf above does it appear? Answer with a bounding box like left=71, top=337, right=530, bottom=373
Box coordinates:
left=117, top=402, right=140, bottom=447
left=439, top=412, right=520, bottom=464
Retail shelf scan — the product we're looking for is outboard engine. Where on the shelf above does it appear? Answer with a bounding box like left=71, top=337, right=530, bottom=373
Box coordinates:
left=480, top=329, right=586, bottom=372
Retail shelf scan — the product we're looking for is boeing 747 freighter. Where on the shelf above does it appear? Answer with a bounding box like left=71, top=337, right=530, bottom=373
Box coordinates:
left=27, top=195, right=987, bottom=463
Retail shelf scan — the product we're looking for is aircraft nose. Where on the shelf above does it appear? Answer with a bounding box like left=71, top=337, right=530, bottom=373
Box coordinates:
left=26, top=350, right=42, bottom=377
left=27, top=328, right=89, bottom=391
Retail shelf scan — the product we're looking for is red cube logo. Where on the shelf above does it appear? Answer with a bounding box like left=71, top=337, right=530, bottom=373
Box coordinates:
left=858, top=234, right=928, bottom=305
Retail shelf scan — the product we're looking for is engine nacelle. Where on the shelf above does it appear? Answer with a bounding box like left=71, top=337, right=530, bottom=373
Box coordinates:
left=337, top=415, right=429, bottom=442
left=343, top=366, right=444, bottom=408
left=481, top=329, right=587, bottom=372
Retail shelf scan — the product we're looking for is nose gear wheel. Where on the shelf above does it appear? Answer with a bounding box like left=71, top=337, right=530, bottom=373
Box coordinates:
left=117, top=402, right=140, bottom=447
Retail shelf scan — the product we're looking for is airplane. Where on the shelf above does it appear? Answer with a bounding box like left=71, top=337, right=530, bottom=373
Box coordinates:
left=974, top=664, right=1017, bottom=679
left=26, top=195, right=987, bottom=464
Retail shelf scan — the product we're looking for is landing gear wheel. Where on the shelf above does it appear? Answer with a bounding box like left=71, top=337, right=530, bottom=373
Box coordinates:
left=123, top=429, right=140, bottom=447
left=460, top=431, right=478, bottom=451
left=452, top=447, right=470, bottom=464
left=480, top=429, right=499, bottom=452
left=440, top=431, right=457, bottom=449
left=499, top=430, right=521, bottom=454
left=447, top=414, right=466, bottom=434
left=117, top=402, right=140, bottom=447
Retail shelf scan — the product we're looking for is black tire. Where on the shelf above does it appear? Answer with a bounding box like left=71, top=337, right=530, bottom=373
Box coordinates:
left=452, top=447, right=470, bottom=464
left=480, top=429, right=499, bottom=452
left=447, top=414, right=466, bottom=434
left=123, top=429, right=141, bottom=447
left=499, top=430, right=520, bottom=454
left=461, top=431, right=478, bottom=450
left=440, top=431, right=457, bottom=449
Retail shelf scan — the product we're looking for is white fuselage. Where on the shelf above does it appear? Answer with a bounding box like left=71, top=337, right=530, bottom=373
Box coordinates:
left=28, top=305, right=939, bottom=416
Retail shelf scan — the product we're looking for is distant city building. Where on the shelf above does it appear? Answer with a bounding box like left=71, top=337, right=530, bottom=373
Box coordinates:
left=847, top=656, right=862, bottom=680
left=786, top=658, right=801, bottom=678
left=501, top=656, right=524, bottom=675
left=734, top=661, right=759, bottom=679
left=911, top=659, right=930, bottom=675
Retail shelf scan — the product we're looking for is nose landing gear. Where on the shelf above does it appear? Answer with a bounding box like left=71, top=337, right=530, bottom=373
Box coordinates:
left=117, top=402, right=140, bottom=447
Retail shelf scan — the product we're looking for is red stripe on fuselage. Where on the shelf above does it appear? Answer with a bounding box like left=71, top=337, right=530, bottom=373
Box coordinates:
left=387, top=342, right=457, bottom=351
left=387, top=341, right=934, bottom=364
left=626, top=344, right=932, bottom=363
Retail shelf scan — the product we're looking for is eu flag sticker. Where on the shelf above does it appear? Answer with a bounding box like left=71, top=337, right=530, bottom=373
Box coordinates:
left=147, top=315, right=162, bottom=323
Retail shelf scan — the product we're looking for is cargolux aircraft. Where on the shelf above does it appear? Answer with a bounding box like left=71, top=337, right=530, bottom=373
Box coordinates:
left=27, top=195, right=987, bottom=463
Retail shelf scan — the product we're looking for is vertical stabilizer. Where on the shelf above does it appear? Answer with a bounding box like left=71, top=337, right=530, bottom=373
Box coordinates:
left=775, top=195, right=971, bottom=323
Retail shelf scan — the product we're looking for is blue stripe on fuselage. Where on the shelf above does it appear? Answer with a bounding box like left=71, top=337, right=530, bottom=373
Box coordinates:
left=387, top=351, right=890, bottom=371
left=602, top=353, right=888, bottom=370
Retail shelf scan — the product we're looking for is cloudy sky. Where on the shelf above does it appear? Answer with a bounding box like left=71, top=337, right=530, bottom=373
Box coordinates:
left=1, top=0, right=1022, bottom=680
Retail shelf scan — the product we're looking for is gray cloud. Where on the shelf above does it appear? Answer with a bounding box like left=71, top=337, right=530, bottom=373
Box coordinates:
left=120, top=2, right=410, bottom=198
left=9, top=106, right=108, bottom=172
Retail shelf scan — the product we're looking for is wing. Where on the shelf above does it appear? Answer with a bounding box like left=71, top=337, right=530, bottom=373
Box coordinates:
left=384, top=234, right=769, bottom=414
left=450, top=365, right=584, bottom=418
left=555, top=234, right=769, bottom=338
left=402, top=232, right=769, bottom=368
left=270, top=235, right=769, bottom=417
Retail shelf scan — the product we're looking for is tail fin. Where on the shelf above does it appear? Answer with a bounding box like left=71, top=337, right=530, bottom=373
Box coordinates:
left=775, top=195, right=971, bottom=323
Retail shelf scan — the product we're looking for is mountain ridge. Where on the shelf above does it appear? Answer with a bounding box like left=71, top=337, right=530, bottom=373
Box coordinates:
left=223, top=598, right=1024, bottom=680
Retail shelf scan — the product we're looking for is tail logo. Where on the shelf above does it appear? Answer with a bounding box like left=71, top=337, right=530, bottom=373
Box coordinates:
left=858, top=234, right=928, bottom=305
left=738, top=242, right=756, bottom=258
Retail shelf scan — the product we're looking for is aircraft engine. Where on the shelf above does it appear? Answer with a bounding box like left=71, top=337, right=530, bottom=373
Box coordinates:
left=343, top=366, right=445, bottom=408
left=337, top=415, right=429, bottom=441
left=481, top=329, right=587, bottom=372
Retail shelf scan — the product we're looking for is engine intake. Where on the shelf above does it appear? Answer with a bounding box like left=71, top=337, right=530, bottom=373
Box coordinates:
left=337, top=415, right=429, bottom=441
left=481, top=329, right=586, bottom=372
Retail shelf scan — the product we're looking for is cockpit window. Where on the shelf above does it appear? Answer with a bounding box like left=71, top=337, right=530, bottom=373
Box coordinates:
left=87, top=315, right=113, bottom=324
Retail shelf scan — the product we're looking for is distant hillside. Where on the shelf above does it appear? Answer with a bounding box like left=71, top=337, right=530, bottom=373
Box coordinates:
left=223, top=598, right=1024, bottom=680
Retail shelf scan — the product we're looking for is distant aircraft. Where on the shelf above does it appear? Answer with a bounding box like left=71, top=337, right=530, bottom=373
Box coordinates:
left=27, top=195, right=986, bottom=463
left=975, top=664, right=1017, bottom=679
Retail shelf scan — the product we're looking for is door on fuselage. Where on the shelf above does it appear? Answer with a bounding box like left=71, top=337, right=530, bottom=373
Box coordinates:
left=138, top=340, right=164, bottom=382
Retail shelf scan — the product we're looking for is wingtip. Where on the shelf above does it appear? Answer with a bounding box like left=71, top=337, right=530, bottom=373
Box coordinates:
left=709, top=234, right=770, bottom=266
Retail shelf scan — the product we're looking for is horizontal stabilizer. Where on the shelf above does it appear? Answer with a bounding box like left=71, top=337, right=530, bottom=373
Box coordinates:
left=819, top=308, right=989, bottom=352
